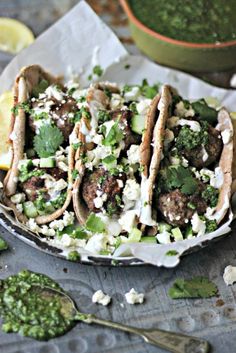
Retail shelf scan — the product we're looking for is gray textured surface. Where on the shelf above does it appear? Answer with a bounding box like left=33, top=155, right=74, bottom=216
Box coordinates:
left=1, top=1, right=236, bottom=352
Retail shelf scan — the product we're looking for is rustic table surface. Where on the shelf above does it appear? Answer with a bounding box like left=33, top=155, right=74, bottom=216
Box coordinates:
left=0, top=1, right=236, bottom=353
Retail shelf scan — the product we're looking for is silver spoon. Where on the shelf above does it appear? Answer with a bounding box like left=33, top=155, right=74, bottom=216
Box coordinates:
left=35, top=285, right=210, bottom=353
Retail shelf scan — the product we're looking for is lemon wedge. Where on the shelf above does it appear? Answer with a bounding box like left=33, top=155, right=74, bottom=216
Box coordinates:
left=0, top=17, right=34, bottom=54
left=0, top=91, right=13, bottom=170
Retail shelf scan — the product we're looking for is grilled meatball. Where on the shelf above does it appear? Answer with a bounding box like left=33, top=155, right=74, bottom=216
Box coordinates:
left=20, top=176, right=45, bottom=201
left=181, top=125, right=222, bottom=168
left=44, top=167, right=67, bottom=181
left=82, top=168, right=126, bottom=215
left=157, top=188, right=207, bottom=227
left=30, top=97, right=77, bottom=142
left=111, top=110, right=141, bottom=150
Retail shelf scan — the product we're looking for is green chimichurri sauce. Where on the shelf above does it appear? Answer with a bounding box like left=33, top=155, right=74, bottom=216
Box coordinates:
left=0, top=270, right=75, bottom=340
left=128, top=0, right=236, bottom=44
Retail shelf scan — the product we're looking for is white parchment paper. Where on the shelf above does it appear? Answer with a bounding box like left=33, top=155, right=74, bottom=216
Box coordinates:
left=0, top=0, right=235, bottom=267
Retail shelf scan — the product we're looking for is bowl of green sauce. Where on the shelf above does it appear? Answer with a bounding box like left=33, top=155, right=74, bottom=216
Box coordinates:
left=120, top=0, right=236, bottom=72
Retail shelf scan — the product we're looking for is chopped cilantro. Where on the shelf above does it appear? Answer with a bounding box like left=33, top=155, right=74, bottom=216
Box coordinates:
left=51, top=192, right=67, bottom=209
left=166, top=250, right=178, bottom=256
left=102, top=155, right=116, bottom=165
left=124, top=64, right=130, bottom=69
left=93, top=65, right=103, bottom=77
left=0, top=237, right=8, bottom=251
left=104, top=88, right=112, bottom=99
left=18, top=168, right=44, bottom=183
left=87, top=74, right=92, bottom=81
left=80, top=153, right=88, bottom=164
left=115, top=195, right=122, bottom=207
left=77, top=96, right=86, bottom=103
left=71, top=107, right=91, bottom=124
left=102, top=120, right=124, bottom=147
left=140, top=79, right=160, bottom=99
left=32, top=79, right=49, bottom=98
left=72, top=142, right=82, bottom=150
left=67, top=87, right=76, bottom=96
left=98, top=175, right=106, bottom=186
left=187, top=202, right=196, bottom=210
left=158, top=165, right=198, bottom=195
left=34, top=125, right=64, bottom=158
left=67, top=250, right=80, bottom=261
left=202, top=186, right=219, bottom=208
left=12, top=102, right=32, bottom=115
left=129, top=102, right=138, bottom=114
left=169, top=276, right=218, bottom=299
left=206, top=219, right=217, bottom=233
left=176, top=121, right=209, bottom=151
left=106, top=202, right=118, bottom=216
left=85, top=213, right=105, bottom=233
left=98, top=110, right=111, bottom=123
left=32, top=112, right=49, bottom=121
left=72, top=169, right=79, bottom=180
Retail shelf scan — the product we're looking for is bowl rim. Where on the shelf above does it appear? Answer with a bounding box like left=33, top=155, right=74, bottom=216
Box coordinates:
left=120, top=0, right=236, bottom=49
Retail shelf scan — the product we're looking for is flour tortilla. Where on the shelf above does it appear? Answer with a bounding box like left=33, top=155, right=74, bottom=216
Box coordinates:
left=2, top=65, right=73, bottom=225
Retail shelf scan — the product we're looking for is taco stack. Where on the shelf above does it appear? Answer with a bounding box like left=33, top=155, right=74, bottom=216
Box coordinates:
left=3, top=65, right=76, bottom=225
left=149, top=86, right=233, bottom=243
left=72, top=82, right=171, bottom=240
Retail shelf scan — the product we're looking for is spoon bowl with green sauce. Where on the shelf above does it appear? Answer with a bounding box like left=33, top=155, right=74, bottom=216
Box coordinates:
left=120, top=0, right=236, bottom=73
left=0, top=270, right=210, bottom=353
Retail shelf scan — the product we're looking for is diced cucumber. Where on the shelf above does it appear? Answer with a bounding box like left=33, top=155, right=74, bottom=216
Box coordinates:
left=18, top=159, right=33, bottom=171
left=171, top=227, right=183, bottom=241
left=141, top=236, right=157, bottom=243
left=131, top=114, right=145, bottom=135
left=128, top=227, right=142, bottom=243
left=185, top=225, right=193, bottom=239
left=158, top=222, right=172, bottom=233
left=39, top=157, right=56, bottom=168
left=102, top=155, right=117, bottom=170
left=23, top=201, right=38, bottom=218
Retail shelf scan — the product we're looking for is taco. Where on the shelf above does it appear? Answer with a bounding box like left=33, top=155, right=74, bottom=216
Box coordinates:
left=150, top=87, right=233, bottom=243
left=2, top=65, right=78, bottom=225
left=72, top=82, right=171, bottom=239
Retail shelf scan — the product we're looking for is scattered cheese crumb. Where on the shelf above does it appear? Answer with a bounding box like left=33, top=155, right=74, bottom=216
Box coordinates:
left=223, top=265, right=236, bottom=286
left=125, top=288, right=144, bottom=304
left=92, top=290, right=111, bottom=306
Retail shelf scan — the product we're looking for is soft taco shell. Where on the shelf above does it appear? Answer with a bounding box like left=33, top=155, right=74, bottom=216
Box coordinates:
left=2, top=65, right=73, bottom=225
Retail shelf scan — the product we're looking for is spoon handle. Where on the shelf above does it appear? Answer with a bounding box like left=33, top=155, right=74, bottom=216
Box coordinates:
left=89, top=316, right=210, bottom=353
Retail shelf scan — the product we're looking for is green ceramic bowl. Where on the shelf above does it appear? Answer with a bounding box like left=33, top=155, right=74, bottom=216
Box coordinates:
left=120, top=0, right=236, bottom=73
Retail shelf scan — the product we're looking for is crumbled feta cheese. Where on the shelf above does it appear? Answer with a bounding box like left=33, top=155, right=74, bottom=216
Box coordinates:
left=210, top=167, right=224, bottom=189
left=49, top=211, right=74, bottom=231
left=94, top=193, right=107, bottom=208
left=156, top=231, right=171, bottom=244
left=164, top=129, right=174, bottom=148
left=136, top=99, right=152, bottom=115
left=178, top=119, right=201, bottom=132
left=85, top=233, right=107, bottom=254
left=223, top=265, right=236, bottom=285
left=191, top=213, right=206, bottom=236
left=92, top=290, right=111, bottom=306
left=45, top=179, right=68, bottom=199
left=45, top=85, right=65, bottom=101
left=221, top=129, right=233, bottom=144
left=202, top=146, right=209, bottom=162
left=175, top=101, right=195, bottom=118
left=27, top=218, right=41, bottom=233
left=125, top=288, right=144, bottom=304
left=16, top=203, right=23, bottom=213
left=199, top=168, right=214, bottom=182
left=110, top=93, right=124, bottom=110
left=58, top=161, right=68, bottom=172
left=40, top=225, right=56, bottom=237
left=117, top=179, right=124, bottom=188
left=124, top=86, right=140, bottom=101
left=123, top=179, right=140, bottom=201
left=10, top=193, right=26, bottom=204
left=167, top=116, right=179, bottom=128
left=127, top=145, right=140, bottom=165
left=118, top=210, right=137, bottom=233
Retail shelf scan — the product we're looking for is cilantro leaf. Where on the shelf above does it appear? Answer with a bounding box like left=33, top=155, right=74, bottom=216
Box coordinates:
left=169, top=276, right=218, bottom=299
left=162, top=165, right=198, bottom=195
left=32, top=79, right=49, bottom=98
left=93, top=65, right=103, bottom=77
left=0, top=237, right=8, bottom=251
left=140, top=79, right=160, bottom=99
left=102, top=120, right=124, bottom=147
left=34, top=124, right=64, bottom=158
left=85, top=213, right=106, bottom=233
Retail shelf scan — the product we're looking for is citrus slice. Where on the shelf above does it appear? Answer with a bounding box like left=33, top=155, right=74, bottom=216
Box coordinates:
left=0, top=17, right=34, bottom=54
left=0, top=91, right=13, bottom=170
